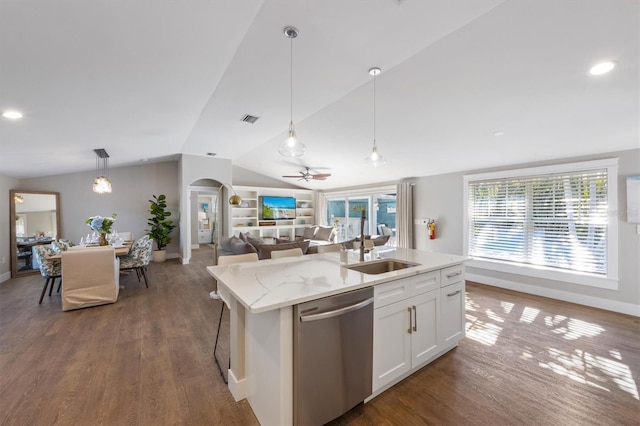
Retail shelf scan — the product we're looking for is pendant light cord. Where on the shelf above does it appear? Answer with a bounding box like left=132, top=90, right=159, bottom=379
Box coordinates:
left=373, top=70, right=377, bottom=148
left=290, top=35, right=293, bottom=124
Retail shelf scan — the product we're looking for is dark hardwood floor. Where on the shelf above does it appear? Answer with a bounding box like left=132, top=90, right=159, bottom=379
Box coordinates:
left=1, top=247, right=639, bottom=425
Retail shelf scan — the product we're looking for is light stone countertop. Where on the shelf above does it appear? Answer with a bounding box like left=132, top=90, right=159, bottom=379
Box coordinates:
left=206, top=248, right=468, bottom=314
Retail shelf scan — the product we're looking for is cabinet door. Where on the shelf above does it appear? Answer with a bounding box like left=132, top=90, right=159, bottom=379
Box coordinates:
left=440, top=281, right=465, bottom=348
left=373, top=300, right=412, bottom=391
left=411, top=290, right=440, bottom=367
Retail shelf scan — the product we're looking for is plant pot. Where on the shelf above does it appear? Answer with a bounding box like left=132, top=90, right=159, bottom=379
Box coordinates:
left=152, top=250, right=167, bottom=263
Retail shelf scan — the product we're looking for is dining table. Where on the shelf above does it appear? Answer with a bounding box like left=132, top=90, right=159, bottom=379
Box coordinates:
left=47, top=242, right=133, bottom=261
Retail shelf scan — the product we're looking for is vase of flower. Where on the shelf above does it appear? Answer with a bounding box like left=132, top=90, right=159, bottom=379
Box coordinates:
left=86, top=214, right=117, bottom=245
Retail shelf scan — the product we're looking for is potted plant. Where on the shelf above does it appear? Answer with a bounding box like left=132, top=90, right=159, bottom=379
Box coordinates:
left=147, top=194, right=176, bottom=262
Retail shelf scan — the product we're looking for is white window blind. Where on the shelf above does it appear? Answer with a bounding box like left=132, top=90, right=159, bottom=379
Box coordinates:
left=468, top=169, right=608, bottom=275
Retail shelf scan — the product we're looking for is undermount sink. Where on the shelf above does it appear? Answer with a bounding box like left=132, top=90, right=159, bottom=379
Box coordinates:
left=345, top=259, right=421, bottom=275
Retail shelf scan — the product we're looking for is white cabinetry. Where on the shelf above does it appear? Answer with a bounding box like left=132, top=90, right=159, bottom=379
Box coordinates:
left=372, top=271, right=440, bottom=391
left=229, top=186, right=314, bottom=240
left=440, top=265, right=465, bottom=346
left=372, top=265, right=465, bottom=393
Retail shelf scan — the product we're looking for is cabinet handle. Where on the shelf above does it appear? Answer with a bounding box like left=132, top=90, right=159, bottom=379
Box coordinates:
left=407, top=307, right=413, bottom=334
left=412, top=305, right=417, bottom=332
left=446, top=271, right=462, bottom=278
left=447, top=290, right=461, bottom=297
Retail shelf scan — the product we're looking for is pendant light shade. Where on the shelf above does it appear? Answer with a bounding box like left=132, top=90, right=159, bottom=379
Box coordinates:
left=365, top=67, right=386, bottom=167
left=93, top=148, right=112, bottom=194
left=278, top=26, right=306, bottom=158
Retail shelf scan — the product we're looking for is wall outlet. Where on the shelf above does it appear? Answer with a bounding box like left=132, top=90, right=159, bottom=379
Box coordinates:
left=414, top=218, right=429, bottom=225
left=637, top=224, right=640, bottom=235
left=1, top=257, right=5, bottom=264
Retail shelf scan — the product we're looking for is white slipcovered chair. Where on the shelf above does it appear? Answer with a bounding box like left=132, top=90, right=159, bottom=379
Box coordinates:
left=317, top=243, right=343, bottom=253
left=118, top=231, right=134, bottom=242
left=270, top=248, right=303, bottom=259
left=61, top=246, right=119, bottom=311
left=353, top=240, right=375, bottom=250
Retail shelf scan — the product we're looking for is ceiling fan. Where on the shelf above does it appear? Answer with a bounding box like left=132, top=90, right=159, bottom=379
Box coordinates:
left=282, top=167, right=331, bottom=182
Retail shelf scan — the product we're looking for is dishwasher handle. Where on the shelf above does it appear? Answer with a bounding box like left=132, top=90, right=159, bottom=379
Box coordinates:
left=300, top=297, right=374, bottom=322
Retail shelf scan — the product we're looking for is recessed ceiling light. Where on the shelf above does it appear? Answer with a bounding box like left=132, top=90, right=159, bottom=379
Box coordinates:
left=493, top=131, right=505, bottom=137
left=2, top=110, right=23, bottom=119
left=589, top=61, right=616, bottom=75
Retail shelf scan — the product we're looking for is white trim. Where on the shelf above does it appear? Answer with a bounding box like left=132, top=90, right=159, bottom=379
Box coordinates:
left=467, top=258, right=618, bottom=289
left=228, top=369, right=247, bottom=402
left=463, top=158, right=619, bottom=289
left=0, top=271, right=11, bottom=283
left=467, top=272, right=640, bottom=317
left=463, top=158, right=619, bottom=182
left=191, top=244, right=200, bottom=249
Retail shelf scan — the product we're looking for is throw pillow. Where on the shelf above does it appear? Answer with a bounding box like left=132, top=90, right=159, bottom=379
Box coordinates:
left=315, top=226, right=334, bottom=242
left=302, top=226, right=317, bottom=240
left=238, top=232, right=247, bottom=242
left=228, top=236, right=258, bottom=255
left=220, top=236, right=233, bottom=252
left=246, top=235, right=265, bottom=252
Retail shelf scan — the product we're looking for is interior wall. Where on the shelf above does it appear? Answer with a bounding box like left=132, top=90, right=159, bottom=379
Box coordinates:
left=413, top=148, right=640, bottom=314
left=18, top=161, right=180, bottom=256
left=0, top=173, right=20, bottom=282
left=232, top=165, right=304, bottom=189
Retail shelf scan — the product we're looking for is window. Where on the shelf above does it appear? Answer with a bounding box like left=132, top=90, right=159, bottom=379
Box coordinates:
left=464, top=159, right=618, bottom=289
left=324, top=186, right=396, bottom=245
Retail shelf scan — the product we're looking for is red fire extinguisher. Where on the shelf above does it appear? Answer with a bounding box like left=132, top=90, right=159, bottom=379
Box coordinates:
left=428, top=220, right=436, bottom=240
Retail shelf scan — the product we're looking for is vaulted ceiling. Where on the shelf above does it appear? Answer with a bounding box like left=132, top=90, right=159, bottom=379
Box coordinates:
left=1, top=0, right=638, bottom=189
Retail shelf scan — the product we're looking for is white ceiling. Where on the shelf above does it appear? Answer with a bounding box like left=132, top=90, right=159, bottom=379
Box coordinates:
left=1, top=0, right=638, bottom=190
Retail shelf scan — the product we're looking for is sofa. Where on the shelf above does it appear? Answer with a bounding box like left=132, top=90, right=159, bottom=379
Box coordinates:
left=218, top=233, right=312, bottom=260
left=218, top=224, right=391, bottom=260
left=218, top=225, right=342, bottom=259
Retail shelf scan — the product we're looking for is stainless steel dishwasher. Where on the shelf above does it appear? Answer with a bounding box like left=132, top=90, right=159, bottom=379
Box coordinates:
left=293, top=287, right=374, bottom=426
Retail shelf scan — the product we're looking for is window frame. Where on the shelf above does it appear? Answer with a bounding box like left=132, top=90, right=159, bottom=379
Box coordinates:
left=463, top=158, right=619, bottom=290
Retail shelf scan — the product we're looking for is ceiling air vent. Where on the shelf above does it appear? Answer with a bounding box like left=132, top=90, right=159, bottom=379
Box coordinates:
left=240, top=114, right=259, bottom=124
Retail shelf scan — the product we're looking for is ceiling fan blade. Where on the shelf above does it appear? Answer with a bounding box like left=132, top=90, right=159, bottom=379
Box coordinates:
left=311, top=173, right=331, bottom=179
left=282, top=175, right=302, bottom=178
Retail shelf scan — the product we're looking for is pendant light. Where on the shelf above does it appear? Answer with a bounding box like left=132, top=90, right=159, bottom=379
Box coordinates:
left=93, top=148, right=112, bottom=194
left=278, top=26, right=306, bottom=157
left=365, top=67, right=386, bottom=167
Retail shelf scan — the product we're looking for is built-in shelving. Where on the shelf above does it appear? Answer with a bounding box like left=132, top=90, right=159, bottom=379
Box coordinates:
left=228, top=186, right=315, bottom=240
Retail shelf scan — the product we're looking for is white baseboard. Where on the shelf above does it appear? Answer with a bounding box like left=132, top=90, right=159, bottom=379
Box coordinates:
left=228, top=369, right=247, bottom=402
left=191, top=244, right=199, bottom=249
left=467, top=272, right=640, bottom=317
left=0, top=271, right=11, bottom=283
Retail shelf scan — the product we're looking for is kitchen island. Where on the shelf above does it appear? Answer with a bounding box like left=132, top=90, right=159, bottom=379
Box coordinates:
left=206, top=248, right=467, bottom=425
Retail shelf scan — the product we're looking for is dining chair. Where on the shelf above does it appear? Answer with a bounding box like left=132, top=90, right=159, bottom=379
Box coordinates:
left=214, top=252, right=259, bottom=384
left=317, top=243, right=343, bottom=253
left=118, top=231, right=134, bottom=242
left=270, top=248, right=304, bottom=259
left=119, top=235, right=152, bottom=287
left=61, top=246, right=119, bottom=311
left=32, top=245, right=62, bottom=304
